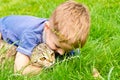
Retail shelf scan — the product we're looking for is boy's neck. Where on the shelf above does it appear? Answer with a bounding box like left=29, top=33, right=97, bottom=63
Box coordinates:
left=42, top=30, right=46, bottom=43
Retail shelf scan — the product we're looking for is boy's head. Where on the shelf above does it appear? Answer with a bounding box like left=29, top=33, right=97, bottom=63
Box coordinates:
left=44, top=1, right=90, bottom=55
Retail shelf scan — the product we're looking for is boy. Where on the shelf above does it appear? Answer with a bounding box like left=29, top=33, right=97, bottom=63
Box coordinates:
left=0, top=1, right=90, bottom=74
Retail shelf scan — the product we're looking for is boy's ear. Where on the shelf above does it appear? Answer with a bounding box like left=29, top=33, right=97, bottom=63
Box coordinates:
left=44, top=21, right=50, bottom=30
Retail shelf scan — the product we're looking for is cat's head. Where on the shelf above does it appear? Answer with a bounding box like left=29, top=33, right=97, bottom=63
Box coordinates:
left=31, top=43, right=55, bottom=68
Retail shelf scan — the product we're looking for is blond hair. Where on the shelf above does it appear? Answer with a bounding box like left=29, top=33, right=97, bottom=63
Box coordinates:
left=49, top=1, right=90, bottom=48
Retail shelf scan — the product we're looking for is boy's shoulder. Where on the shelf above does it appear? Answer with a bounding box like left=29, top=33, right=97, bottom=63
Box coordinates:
left=0, top=15, right=48, bottom=30
left=1, top=15, right=47, bottom=22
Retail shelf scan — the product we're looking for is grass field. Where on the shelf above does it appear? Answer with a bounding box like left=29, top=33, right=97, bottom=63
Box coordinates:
left=0, top=0, right=120, bottom=80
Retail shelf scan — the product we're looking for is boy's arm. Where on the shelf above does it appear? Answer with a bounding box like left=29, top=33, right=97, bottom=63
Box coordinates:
left=14, top=52, right=42, bottom=75
left=14, top=52, right=30, bottom=73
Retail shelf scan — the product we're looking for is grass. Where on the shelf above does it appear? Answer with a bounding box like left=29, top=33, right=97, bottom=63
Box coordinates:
left=0, top=0, right=120, bottom=80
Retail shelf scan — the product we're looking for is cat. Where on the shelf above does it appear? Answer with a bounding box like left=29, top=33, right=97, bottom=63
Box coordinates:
left=0, top=40, right=55, bottom=68
left=31, top=43, right=55, bottom=68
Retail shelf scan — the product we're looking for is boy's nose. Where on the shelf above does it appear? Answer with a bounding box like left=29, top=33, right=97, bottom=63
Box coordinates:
left=56, top=49, right=65, bottom=55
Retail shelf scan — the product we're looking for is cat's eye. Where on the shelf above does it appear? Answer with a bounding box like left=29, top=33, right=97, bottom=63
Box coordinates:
left=51, top=53, right=54, bottom=56
left=40, top=57, right=46, bottom=60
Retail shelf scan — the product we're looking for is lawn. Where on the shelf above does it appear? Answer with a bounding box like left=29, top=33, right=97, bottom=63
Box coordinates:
left=0, top=0, right=120, bottom=80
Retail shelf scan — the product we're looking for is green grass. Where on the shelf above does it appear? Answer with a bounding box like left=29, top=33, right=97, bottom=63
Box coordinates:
left=0, top=0, right=120, bottom=80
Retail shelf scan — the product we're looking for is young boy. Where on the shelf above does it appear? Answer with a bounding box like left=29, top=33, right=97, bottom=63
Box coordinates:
left=0, top=1, right=90, bottom=74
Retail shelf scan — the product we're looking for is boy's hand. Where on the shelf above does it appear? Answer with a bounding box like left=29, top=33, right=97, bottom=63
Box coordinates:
left=14, top=52, right=30, bottom=73
left=14, top=52, right=42, bottom=75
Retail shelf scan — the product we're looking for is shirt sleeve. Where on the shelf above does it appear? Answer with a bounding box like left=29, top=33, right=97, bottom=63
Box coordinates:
left=16, top=31, right=42, bottom=56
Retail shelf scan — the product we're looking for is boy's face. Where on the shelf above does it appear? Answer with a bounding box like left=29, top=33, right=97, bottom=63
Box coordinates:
left=47, top=38, right=72, bottom=55
left=44, top=22, right=72, bottom=55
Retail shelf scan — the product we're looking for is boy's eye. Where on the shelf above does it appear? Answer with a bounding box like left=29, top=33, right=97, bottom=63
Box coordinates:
left=40, top=57, right=46, bottom=60
left=55, top=44, right=60, bottom=48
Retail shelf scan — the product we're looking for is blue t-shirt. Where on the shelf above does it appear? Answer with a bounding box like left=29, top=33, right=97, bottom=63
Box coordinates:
left=0, top=15, right=47, bottom=56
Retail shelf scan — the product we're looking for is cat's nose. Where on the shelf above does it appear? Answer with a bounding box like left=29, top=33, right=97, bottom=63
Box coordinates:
left=49, top=59, right=54, bottom=63
left=49, top=60, right=53, bottom=63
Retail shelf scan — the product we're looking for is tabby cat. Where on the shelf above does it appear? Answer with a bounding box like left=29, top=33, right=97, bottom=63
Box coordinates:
left=31, top=43, right=55, bottom=68
left=0, top=40, right=55, bottom=68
